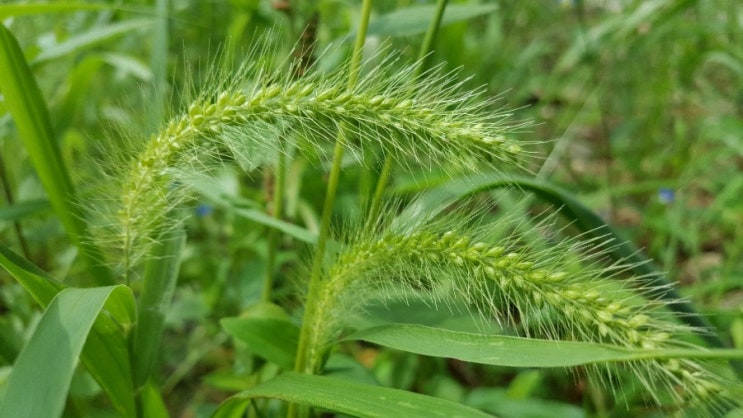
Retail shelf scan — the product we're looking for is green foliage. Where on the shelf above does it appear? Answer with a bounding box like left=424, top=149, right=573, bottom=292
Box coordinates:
left=1, top=1, right=742, bottom=418
left=0, top=285, right=133, bottom=418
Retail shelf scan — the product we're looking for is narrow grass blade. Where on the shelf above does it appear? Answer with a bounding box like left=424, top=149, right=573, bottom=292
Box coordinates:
left=0, top=3, right=108, bottom=19
left=364, top=4, right=498, bottom=37
left=132, top=225, right=185, bottom=389
left=0, top=25, right=112, bottom=285
left=0, top=286, right=133, bottom=418
left=345, top=324, right=743, bottom=367
left=0, top=244, right=136, bottom=417
left=32, top=18, right=154, bottom=65
left=212, top=372, right=494, bottom=418
left=140, top=379, right=170, bottom=418
left=0, top=243, right=64, bottom=302
left=187, top=179, right=317, bottom=244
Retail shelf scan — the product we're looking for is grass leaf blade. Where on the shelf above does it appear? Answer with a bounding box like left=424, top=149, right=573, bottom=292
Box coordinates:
left=0, top=25, right=112, bottom=285
left=0, top=286, right=133, bottom=418
left=0, top=244, right=136, bottom=417
left=212, top=372, right=494, bottom=418
left=32, top=18, right=154, bottom=65
left=344, top=324, right=743, bottom=368
left=132, top=225, right=185, bottom=388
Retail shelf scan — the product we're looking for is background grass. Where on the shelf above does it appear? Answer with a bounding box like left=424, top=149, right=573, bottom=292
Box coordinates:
left=1, top=0, right=742, bottom=416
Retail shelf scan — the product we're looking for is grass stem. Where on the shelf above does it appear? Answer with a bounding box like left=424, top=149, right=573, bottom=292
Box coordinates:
left=0, top=153, right=30, bottom=259
left=263, top=149, right=285, bottom=302
left=367, top=0, right=448, bottom=222
left=291, top=1, right=374, bottom=416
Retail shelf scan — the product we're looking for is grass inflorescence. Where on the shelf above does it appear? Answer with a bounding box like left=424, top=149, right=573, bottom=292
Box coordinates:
left=311, top=208, right=738, bottom=413
left=94, top=41, right=738, bottom=416
left=107, top=49, right=524, bottom=276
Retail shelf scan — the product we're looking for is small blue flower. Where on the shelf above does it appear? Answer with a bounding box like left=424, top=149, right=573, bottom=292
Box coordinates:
left=658, top=188, right=675, bottom=204
left=196, top=204, right=213, bottom=217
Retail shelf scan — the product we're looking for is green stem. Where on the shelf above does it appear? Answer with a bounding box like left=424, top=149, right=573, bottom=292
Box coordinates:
left=367, top=155, right=393, bottom=222
left=0, top=153, right=30, bottom=259
left=263, top=149, right=285, bottom=302
left=264, top=5, right=318, bottom=303
left=366, top=0, right=449, bottom=221
left=149, top=0, right=169, bottom=132
left=133, top=222, right=185, bottom=398
left=416, top=0, right=449, bottom=71
left=347, top=0, right=373, bottom=87
left=290, top=1, right=374, bottom=416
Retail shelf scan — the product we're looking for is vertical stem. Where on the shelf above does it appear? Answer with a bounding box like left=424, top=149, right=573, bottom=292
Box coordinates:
left=347, top=0, right=374, bottom=87
left=0, top=153, right=30, bottom=259
left=290, top=2, right=374, bottom=416
left=263, top=149, right=285, bottom=302
left=149, top=0, right=169, bottom=132
left=264, top=8, right=319, bottom=302
left=366, top=0, right=449, bottom=221
left=415, top=0, right=449, bottom=71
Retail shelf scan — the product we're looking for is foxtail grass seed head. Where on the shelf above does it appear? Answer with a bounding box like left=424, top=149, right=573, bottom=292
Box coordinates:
left=312, top=207, right=739, bottom=414
left=103, top=45, right=526, bottom=273
left=89, top=39, right=738, bottom=416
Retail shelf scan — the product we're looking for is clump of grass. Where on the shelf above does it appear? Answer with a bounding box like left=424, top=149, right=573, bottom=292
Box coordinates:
left=94, top=39, right=738, bottom=416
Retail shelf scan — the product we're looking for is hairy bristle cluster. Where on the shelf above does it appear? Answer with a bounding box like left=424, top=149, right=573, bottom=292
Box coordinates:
left=111, top=52, right=524, bottom=272
left=314, top=220, right=734, bottom=413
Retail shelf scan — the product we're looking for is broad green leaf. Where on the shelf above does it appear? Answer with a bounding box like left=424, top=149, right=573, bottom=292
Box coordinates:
left=212, top=372, right=494, bottom=418
left=0, top=25, right=112, bottom=285
left=221, top=305, right=299, bottom=370
left=132, top=226, right=186, bottom=388
left=32, top=18, right=154, bottom=64
left=365, top=4, right=498, bottom=37
left=0, top=286, right=133, bottom=418
left=344, top=324, right=743, bottom=368
left=0, top=245, right=136, bottom=417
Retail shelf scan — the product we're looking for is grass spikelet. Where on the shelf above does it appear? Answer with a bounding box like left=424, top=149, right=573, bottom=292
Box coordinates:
left=106, top=43, right=526, bottom=275
left=310, top=204, right=739, bottom=414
